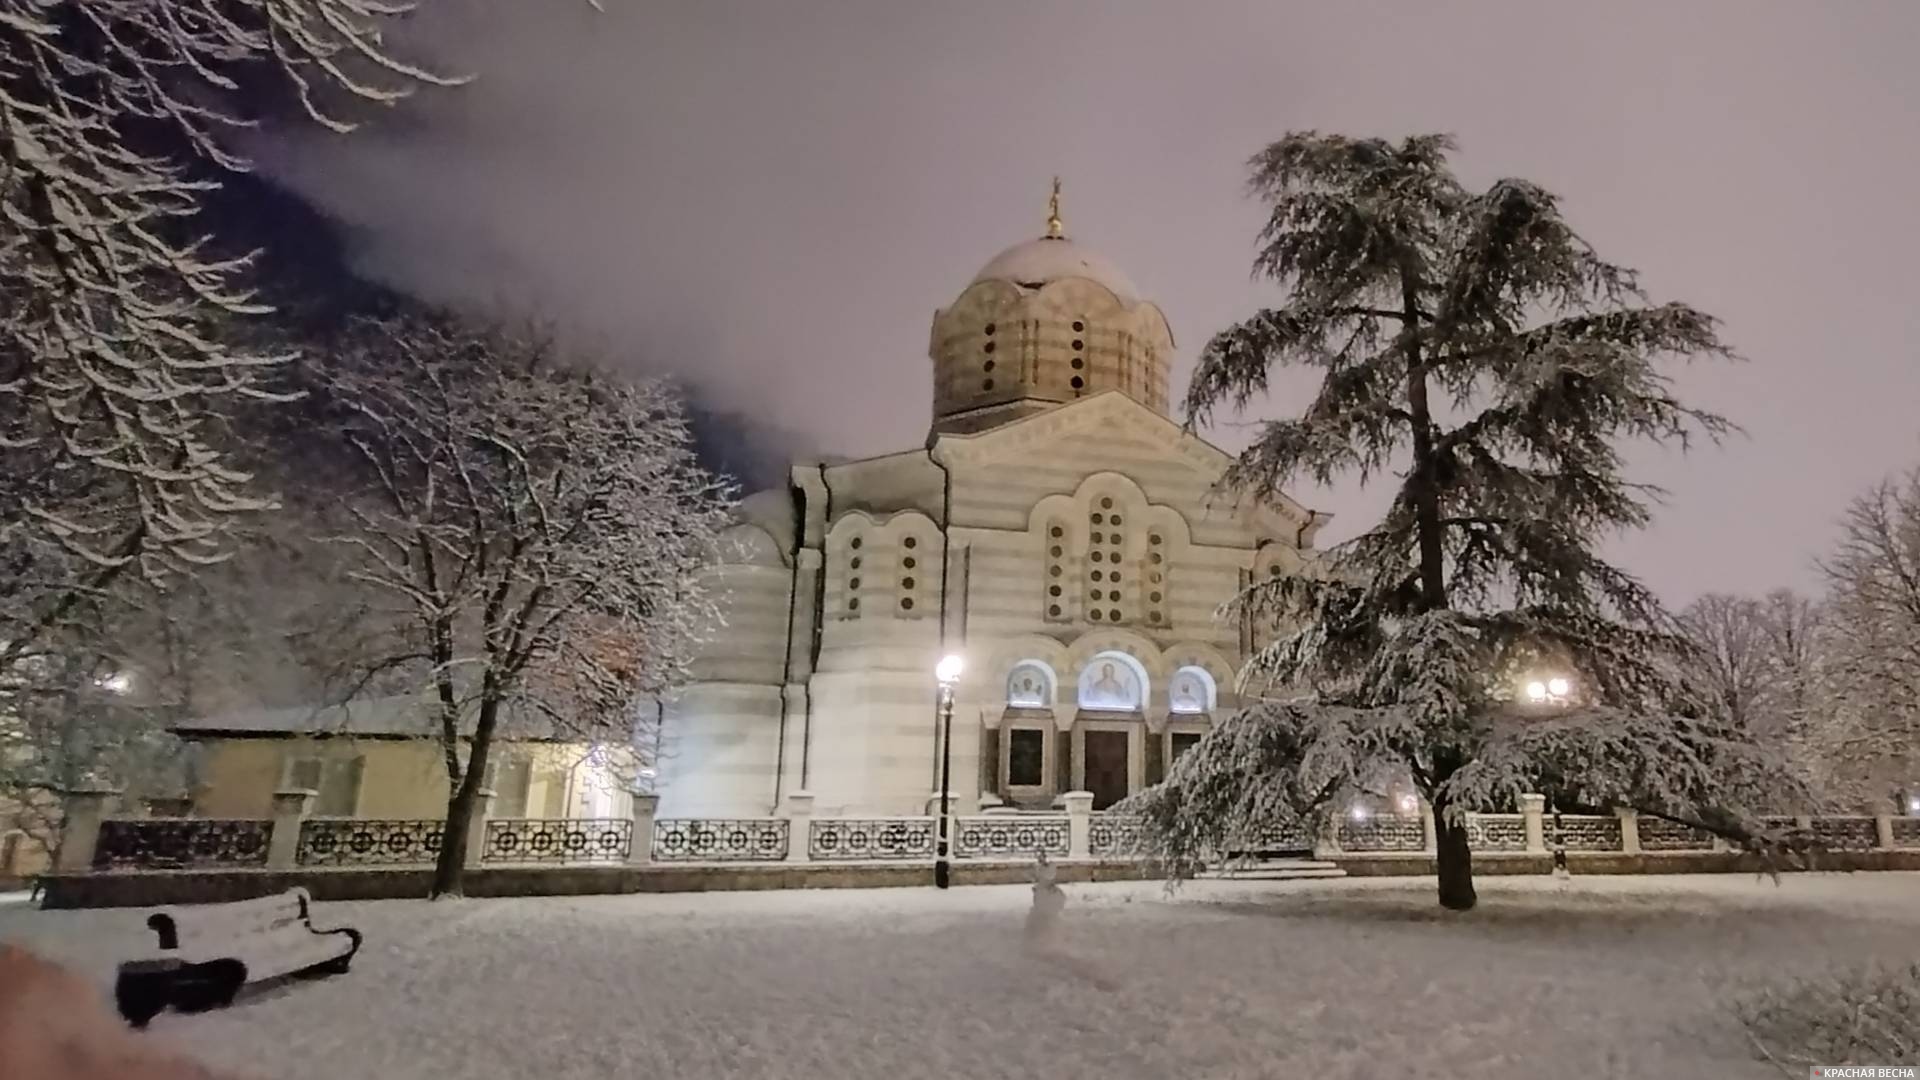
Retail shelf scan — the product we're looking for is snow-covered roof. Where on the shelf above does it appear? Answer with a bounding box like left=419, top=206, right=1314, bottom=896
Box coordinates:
left=970, top=236, right=1140, bottom=303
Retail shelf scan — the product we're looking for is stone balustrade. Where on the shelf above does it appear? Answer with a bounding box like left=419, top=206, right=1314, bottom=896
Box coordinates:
left=56, top=785, right=1920, bottom=876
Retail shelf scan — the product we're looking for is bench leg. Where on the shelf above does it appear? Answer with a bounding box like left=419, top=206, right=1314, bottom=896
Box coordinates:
left=169, top=959, right=247, bottom=1013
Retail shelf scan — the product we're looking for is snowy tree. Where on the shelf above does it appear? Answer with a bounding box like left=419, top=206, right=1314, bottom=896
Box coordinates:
left=0, top=600, right=201, bottom=865
left=1131, top=132, right=1807, bottom=909
left=1678, top=590, right=1824, bottom=741
left=1811, top=466, right=1920, bottom=803
left=0, top=0, right=455, bottom=693
left=303, top=314, right=731, bottom=897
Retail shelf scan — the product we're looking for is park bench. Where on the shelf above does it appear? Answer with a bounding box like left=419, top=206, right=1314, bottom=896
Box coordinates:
left=113, top=887, right=362, bottom=1027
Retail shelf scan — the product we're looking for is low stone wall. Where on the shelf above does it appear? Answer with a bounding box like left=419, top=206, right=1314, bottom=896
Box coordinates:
left=37, top=858, right=1160, bottom=909
left=1331, top=849, right=1920, bottom=877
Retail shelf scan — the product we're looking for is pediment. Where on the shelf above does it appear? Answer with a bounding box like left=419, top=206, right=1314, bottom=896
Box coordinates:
left=932, top=391, right=1323, bottom=540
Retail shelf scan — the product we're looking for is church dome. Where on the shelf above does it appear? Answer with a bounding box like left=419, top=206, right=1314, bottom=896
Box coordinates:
left=970, top=237, right=1140, bottom=304
left=928, top=181, right=1175, bottom=438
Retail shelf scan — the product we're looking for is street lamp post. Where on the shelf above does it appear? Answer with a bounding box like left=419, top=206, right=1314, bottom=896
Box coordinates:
left=933, top=654, right=964, bottom=890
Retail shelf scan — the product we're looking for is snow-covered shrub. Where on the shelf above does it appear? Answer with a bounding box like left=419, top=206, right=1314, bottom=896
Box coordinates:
left=1734, top=962, right=1920, bottom=1069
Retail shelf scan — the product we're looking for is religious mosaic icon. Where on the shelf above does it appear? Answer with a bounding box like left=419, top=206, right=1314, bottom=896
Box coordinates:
left=1170, top=669, right=1207, bottom=713
left=1078, top=657, right=1141, bottom=710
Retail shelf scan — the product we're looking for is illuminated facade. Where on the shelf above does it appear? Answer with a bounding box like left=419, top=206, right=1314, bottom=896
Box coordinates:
left=661, top=189, right=1326, bottom=816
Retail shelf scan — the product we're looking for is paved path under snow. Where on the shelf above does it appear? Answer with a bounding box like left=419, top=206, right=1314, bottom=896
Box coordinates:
left=5, top=873, right=1918, bottom=1079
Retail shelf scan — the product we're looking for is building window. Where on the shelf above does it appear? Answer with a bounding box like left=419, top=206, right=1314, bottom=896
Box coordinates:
left=1086, top=498, right=1130, bottom=624
left=1169, top=731, right=1202, bottom=764
left=836, top=531, right=866, bottom=620
left=1043, top=520, right=1070, bottom=622
left=1007, top=729, right=1046, bottom=787
left=484, top=755, right=533, bottom=818
left=284, top=754, right=364, bottom=817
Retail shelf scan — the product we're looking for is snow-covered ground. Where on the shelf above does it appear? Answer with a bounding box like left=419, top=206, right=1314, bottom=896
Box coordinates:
left=5, top=873, right=1918, bottom=1079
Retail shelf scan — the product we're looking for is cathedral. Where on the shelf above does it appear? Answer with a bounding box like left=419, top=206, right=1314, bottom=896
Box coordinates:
left=657, top=187, right=1325, bottom=817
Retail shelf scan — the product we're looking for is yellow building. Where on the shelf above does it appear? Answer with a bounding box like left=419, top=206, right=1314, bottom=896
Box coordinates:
left=2, top=796, right=53, bottom=886
left=174, top=697, right=637, bottom=823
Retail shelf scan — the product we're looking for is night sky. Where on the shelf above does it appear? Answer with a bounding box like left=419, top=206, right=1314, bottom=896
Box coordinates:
left=232, top=0, right=1920, bottom=605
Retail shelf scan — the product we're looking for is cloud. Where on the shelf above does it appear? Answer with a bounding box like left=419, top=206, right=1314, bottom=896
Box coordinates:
left=253, top=0, right=1920, bottom=601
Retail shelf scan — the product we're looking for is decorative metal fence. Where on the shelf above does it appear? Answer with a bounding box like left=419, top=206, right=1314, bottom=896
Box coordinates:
left=952, top=815, right=1068, bottom=858
left=1552, top=814, right=1623, bottom=852
left=1339, top=815, right=1426, bottom=852
left=1810, top=816, right=1879, bottom=853
left=1637, top=817, right=1716, bottom=851
left=808, top=818, right=935, bottom=861
left=1238, top=821, right=1314, bottom=852
left=1089, top=814, right=1144, bottom=857
left=652, top=818, right=789, bottom=862
left=298, top=818, right=443, bottom=867
left=1893, top=817, right=1920, bottom=848
left=1465, top=814, right=1528, bottom=852
left=93, top=819, right=272, bottom=870
left=484, top=818, right=631, bottom=864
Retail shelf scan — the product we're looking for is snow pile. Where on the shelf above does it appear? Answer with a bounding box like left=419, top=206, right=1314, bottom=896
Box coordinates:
left=2, top=873, right=1918, bottom=1080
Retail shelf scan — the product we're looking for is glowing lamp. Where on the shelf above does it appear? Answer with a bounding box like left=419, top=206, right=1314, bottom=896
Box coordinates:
left=935, top=654, right=964, bottom=685
left=1525, top=681, right=1548, bottom=703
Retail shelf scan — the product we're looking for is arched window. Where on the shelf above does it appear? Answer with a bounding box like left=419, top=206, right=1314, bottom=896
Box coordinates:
left=1077, top=651, right=1145, bottom=711
left=1168, top=666, right=1216, bottom=715
left=1005, top=662, right=1054, bottom=708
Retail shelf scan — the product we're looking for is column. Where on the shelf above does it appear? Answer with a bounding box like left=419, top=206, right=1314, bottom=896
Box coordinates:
left=1063, top=790, right=1093, bottom=859
left=1875, top=812, right=1895, bottom=851
left=1616, top=807, right=1640, bottom=855
left=268, top=789, right=316, bottom=869
left=1420, top=800, right=1437, bottom=854
left=462, top=789, right=496, bottom=868
left=628, top=793, right=660, bottom=866
left=1520, top=794, right=1547, bottom=854
left=55, top=787, right=119, bottom=873
left=784, top=791, right=815, bottom=864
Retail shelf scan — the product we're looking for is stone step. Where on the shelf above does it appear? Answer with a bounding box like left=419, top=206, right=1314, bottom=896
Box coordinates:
left=1203, top=859, right=1347, bottom=880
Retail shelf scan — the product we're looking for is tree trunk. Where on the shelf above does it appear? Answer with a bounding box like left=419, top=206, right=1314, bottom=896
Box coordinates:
left=430, top=787, right=471, bottom=899
left=429, top=697, right=501, bottom=899
left=1431, top=792, right=1477, bottom=911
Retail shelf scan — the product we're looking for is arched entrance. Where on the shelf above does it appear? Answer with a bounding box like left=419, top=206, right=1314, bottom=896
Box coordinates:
left=1074, top=651, right=1148, bottom=809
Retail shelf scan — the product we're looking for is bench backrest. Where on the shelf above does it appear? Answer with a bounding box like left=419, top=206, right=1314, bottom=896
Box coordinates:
left=149, top=887, right=314, bottom=952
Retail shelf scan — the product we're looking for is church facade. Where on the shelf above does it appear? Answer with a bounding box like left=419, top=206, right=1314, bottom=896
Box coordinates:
left=658, top=195, right=1325, bottom=818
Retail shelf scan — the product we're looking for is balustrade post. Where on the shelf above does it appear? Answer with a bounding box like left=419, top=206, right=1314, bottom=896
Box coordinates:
left=463, top=789, right=496, bottom=868
left=627, top=793, right=660, bottom=866
left=1874, top=812, right=1895, bottom=851
left=1313, top=814, right=1342, bottom=859
left=1616, top=807, right=1640, bottom=855
left=1520, top=794, right=1547, bottom=854
left=1063, top=791, right=1093, bottom=859
left=1419, top=800, right=1437, bottom=854
left=268, top=789, right=316, bottom=869
left=56, top=787, right=119, bottom=873
left=784, top=791, right=815, bottom=864
left=1794, top=813, right=1813, bottom=834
